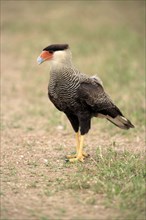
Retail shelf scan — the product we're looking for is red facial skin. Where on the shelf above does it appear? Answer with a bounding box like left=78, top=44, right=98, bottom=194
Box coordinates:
left=39, top=50, right=53, bottom=61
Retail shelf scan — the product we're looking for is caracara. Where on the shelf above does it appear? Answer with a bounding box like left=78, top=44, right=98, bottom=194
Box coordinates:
left=37, top=44, right=134, bottom=162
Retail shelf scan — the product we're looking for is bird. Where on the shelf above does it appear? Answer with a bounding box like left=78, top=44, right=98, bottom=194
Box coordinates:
left=37, top=44, right=134, bottom=162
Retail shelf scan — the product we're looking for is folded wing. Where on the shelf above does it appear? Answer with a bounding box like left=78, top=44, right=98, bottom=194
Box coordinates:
left=78, top=78, right=134, bottom=129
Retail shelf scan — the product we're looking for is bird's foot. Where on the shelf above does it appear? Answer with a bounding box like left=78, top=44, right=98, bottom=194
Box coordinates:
left=66, top=153, right=77, bottom=159
left=66, top=151, right=89, bottom=159
left=66, top=154, right=88, bottom=163
left=69, top=155, right=85, bottom=163
left=82, top=151, right=90, bottom=158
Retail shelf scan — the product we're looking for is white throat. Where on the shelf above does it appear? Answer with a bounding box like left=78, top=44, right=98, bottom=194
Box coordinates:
left=50, top=49, right=72, bottom=67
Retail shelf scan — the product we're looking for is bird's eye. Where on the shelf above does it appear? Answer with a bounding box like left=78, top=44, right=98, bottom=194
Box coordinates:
left=49, top=51, right=53, bottom=54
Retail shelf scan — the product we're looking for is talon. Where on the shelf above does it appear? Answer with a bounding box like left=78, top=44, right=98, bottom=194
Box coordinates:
left=66, top=152, right=89, bottom=160
left=69, top=155, right=85, bottom=163
left=83, top=152, right=90, bottom=158
left=79, top=156, right=85, bottom=162
left=69, top=158, right=78, bottom=163
left=66, top=153, right=77, bottom=159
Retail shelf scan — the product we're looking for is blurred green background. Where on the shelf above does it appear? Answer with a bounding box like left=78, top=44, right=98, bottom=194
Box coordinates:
left=2, top=0, right=145, bottom=133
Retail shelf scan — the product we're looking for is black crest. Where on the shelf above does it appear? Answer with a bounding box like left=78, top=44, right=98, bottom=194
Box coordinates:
left=43, top=44, right=69, bottom=52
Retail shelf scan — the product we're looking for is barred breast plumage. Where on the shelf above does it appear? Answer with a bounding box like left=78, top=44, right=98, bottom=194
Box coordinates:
left=48, top=66, right=87, bottom=111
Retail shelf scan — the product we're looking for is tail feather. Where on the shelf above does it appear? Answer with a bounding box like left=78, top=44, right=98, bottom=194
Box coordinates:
left=107, top=115, right=135, bottom=130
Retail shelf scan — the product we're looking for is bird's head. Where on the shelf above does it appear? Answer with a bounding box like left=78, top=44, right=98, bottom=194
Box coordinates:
left=37, top=44, right=71, bottom=65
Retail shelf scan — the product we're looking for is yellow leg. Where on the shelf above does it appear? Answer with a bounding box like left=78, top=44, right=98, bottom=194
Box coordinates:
left=76, top=131, right=80, bottom=154
left=66, top=131, right=90, bottom=162
left=77, top=135, right=84, bottom=161
left=66, top=132, right=80, bottom=159
left=69, top=135, right=86, bottom=162
left=78, top=134, right=89, bottom=158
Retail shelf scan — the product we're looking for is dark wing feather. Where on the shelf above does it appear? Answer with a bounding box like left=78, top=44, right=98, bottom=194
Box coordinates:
left=78, top=80, right=123, bottom=118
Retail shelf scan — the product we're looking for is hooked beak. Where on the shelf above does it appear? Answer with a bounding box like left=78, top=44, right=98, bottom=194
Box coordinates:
left=37, top=56, right=44, bottom=65
left=37, top=50, right=53, bottom=64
